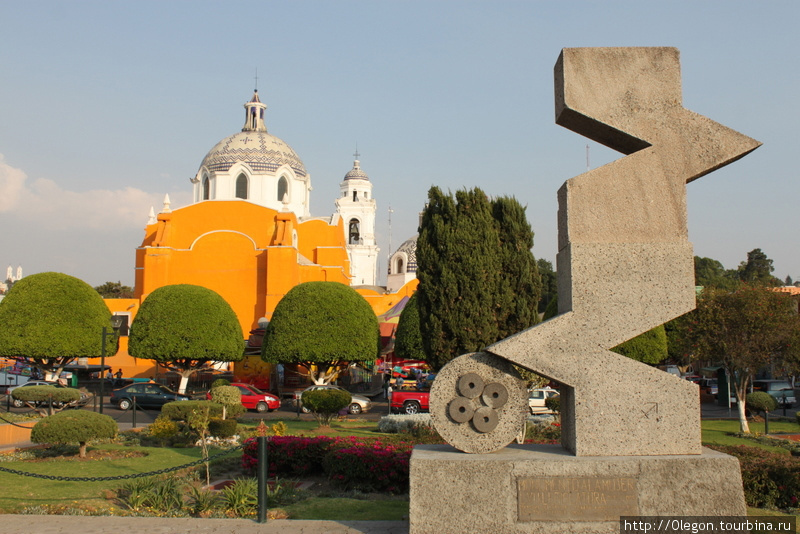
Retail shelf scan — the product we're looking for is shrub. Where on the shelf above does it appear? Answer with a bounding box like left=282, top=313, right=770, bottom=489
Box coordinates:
left=31, top=410, right=117, bottom=458
left=747, top=391, right=778, bottom=415
left=208, top=418, right=238, bottom=438
left=210, top=378, right=231, bottom=389
left=524, top=420, right=561, bottom=444
left=161, top=400, right=223, bottom=422
left=12, top=386, right=82, bottom=415
left=209, top=385, right=244, bottom=419
left=709, top=444, right=800, bottom=509
left=544, top=395, right=560, bottom=414
left=301, top=388, right=351, bottom=426
left=323, top=442, right=410, bottom=494
left=148, top=415, right=179, bottom=440
left=377, top=414, right=433, bottom=433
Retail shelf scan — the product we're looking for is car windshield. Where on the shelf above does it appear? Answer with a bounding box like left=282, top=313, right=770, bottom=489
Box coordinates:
left=246, top=385, right=265, bottom=394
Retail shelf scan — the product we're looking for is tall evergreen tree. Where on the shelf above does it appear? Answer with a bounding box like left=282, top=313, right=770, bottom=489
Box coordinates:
left=417, top=187, right=540, bottom=369
left=536, top=258, right=557, bottom=314
left=737, top=248, right=781, bottom=286
left=394, top=293, right=425, bottom=361
left=493, top=196, right=541, bottom=337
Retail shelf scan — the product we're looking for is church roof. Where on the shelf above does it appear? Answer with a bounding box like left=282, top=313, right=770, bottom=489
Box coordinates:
left=199, top=90, right=307, bottom=178
left=200, top=131, right=307, bottom=177
left=344, top=159, right=369, bottom=181
left=392, top=235, right=418, bottom=273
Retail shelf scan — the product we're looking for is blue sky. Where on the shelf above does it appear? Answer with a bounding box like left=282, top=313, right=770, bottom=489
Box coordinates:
left=0, top=1, right=797, bottom=287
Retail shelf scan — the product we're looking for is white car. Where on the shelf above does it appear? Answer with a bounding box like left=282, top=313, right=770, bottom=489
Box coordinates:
left=528, top=387, right=559, bottom=414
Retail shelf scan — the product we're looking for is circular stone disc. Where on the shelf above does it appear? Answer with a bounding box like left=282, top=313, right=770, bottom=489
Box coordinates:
left=447, top=396, right=475, bottom=423
left=481, top=382, right=509, bottom=409
left=472, top=406, right=499, bottom=433
left=430, top=352, right=528, bottom=454
left=457, top=373, right=484, bottom=399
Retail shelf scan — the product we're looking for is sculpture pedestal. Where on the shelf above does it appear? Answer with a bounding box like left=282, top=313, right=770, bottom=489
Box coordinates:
left=409, top=444, right=746, bottom=534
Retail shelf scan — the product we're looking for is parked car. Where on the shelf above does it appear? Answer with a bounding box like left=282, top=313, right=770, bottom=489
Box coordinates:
left=390, top=388, right=430, bottom=414
left=9, top=380, right=90, bottom=408
left=299, top=384, right=371, bottom=415
left=699, top=378, right=718, bottom=396
left=752, top=380, right=796, bottom=408
left=528, top=387, right=559, bottom=414
left=110, top=382, right=189, bottom=410
left=206, top=383, right=280, bottom=413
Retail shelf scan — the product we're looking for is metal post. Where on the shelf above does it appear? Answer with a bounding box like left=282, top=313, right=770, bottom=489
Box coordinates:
left=257, top=436, right=268, bottom=523
left=765, top=410, right=770, bottom=436
left=99, top=326, right=107, bottom=415
left=783, top=393, right=787, bottom=417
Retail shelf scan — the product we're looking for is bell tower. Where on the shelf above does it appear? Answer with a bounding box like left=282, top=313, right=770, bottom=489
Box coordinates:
left=335, top=152, right=379, bottom=286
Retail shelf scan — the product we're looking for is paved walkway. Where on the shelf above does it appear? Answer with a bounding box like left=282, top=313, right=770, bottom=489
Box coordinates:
left=0, top=515, right=409, bottom=534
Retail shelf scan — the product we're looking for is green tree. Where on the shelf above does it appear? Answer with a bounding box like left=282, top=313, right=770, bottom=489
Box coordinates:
left=11, top=385, right=82, bottom=416
left=301, top=388, right=351, bottom=427
left=737, top=248, right=781, bottom=286
left=128, top=284, right=244, bottom=394
left=261, top=282, right=380, bottom=384
left=537, top=258, right=557, bottom=314
left=31, top=410, right=117, bottom=458
left=0, top=272, right=116, bottom=380
left=680, top=285, right=800, bottom=433
left=416, top=187, right=540, bottom=369
left=493, top=196, right=541, bottom=338
left=94, top=281, right=134, bottom=298
left=785, top=275, right=793, bottom=286
left=610, top=325, right=668, bottom=364
left=394, top=293, right=425, bottom=361
left=694, top=256, right=738, bottom=290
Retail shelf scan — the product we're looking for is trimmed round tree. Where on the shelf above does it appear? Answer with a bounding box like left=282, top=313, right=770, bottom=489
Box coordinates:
left=0, top=272, right=115, bottom=380
left=128, top=284, right=244, bottom=394
left=261, top=281, right=380, bottom=384
left=31, top=410, right=117, bottom=458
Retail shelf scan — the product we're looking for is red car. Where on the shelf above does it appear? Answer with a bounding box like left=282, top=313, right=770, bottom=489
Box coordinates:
left=206, top=383, right=280, bottom=413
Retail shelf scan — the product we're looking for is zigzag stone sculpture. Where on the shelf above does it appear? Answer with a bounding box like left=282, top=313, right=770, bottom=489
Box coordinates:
left=429, top=47, right=761, bottom=456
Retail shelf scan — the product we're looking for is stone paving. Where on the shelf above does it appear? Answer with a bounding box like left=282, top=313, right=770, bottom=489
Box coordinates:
left=0, top=515, right=409, bottom=534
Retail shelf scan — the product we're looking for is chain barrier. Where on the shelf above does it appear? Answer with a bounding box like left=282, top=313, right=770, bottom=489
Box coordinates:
left=0, top=413, right=37, bottom=429
left=0, top=443, right=244, bottom=482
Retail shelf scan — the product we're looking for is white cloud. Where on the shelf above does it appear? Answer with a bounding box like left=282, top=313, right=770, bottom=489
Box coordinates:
left=0, top=154, right=190, bottom=230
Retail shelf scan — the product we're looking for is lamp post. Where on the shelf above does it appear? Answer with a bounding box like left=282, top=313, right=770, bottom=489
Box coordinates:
left=99, top=315, right=125, bottom=414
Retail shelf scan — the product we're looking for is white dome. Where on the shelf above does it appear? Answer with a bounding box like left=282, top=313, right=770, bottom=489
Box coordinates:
left=200, top=130, right=307, bottom=178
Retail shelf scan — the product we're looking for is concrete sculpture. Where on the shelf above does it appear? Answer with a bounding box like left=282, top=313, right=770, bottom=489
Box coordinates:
left=412, top=47, right=759, bottom=534
left=429, top=47, right=761, bottom=456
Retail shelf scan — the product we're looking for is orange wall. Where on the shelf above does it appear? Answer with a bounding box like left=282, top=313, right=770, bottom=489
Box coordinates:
left=103, top=200, right=414, bottom=383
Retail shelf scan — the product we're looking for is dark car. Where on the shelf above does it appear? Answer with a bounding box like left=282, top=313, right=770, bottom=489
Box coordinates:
left=110, top=382, right=189, bottom=410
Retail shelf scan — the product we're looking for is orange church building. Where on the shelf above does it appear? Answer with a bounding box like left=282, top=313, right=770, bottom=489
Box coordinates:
left=99, top=90, right=417, bottom=387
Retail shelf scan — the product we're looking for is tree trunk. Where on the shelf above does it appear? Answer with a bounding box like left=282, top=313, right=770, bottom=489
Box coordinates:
left=735, top=377, right=750, bottom=434
left=177, top=370, right=194, bottom=394
left=79, top=442, right=87, bottom=458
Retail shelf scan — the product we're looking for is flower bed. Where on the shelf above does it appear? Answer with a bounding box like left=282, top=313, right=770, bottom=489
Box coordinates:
left=242, top=435, right=412, bottom=494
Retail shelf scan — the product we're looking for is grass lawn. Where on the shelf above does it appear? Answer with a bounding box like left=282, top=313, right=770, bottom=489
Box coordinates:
left=0, top=444, right=213, bottom=513
left=701, top=419, right=800, bottom=452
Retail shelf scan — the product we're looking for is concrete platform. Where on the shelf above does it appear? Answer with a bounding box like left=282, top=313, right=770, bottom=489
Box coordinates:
left=410, top=444, right=746, bottom=534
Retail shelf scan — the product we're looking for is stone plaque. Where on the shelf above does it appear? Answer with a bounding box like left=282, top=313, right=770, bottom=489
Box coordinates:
left=518, top=477, right=639, bottom=522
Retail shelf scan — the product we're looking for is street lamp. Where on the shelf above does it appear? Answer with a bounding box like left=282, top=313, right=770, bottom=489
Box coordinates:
left=99, top=315, right=125, bottom=414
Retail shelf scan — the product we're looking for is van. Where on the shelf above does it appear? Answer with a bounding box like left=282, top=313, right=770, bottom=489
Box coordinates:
left=752, top=380, right=795, bottom=408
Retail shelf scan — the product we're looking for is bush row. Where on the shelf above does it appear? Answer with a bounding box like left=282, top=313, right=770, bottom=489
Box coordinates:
left=708, top=444, right=800, bottom=510
left=242, top=436, right=411, bottom=493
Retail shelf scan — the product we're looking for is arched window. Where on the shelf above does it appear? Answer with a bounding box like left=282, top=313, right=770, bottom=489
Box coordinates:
left=235, top=173, right=248, bottom=199
left=396, top=257, right=405, bottom=274
left=202, top=176, right=210, bottom=200
left=277, top=176, right=288, bottom=202
left=349, top=218, right=360, bottom=245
